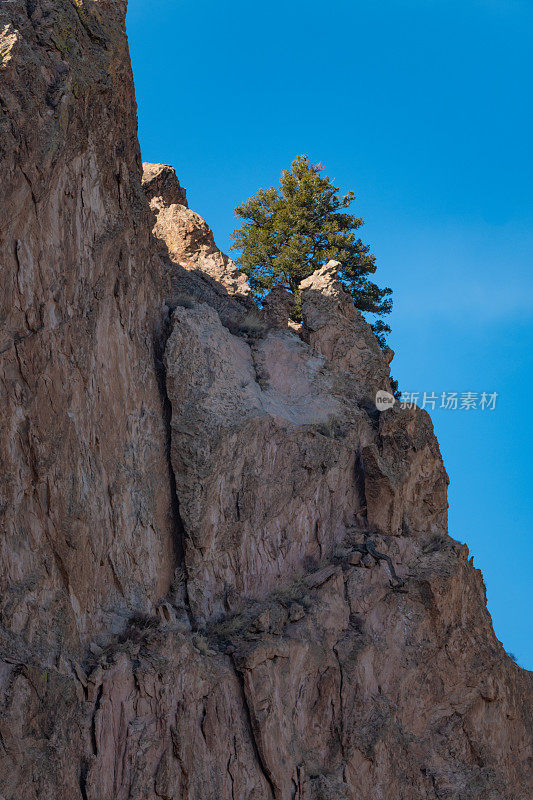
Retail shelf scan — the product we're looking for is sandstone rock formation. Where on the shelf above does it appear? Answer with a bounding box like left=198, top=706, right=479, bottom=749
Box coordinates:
left=0, top=3, right=531, bottom=800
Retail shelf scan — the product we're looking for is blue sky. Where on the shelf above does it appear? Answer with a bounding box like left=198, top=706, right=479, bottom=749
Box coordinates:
left=127, top=0, right=533, bottom=668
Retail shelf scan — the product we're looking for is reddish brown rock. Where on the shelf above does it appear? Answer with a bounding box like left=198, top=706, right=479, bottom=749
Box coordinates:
left=300, top=260, right=392, bottom=400
left=0, top=3, right=530, bottom=800
left=361, top=405, right=450, bottom=536
left=0, top=0, right=175, bottom=653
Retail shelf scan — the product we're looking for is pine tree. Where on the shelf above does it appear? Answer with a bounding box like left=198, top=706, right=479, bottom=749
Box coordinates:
left=231, top=155, right=392, bottom=346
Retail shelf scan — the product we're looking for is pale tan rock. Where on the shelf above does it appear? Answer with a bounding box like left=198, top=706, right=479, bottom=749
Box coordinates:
left=143, top=162, right=251, bottom=299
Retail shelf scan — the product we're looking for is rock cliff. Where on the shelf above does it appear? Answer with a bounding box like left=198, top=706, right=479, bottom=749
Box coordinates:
left=0, top=3, right=531, bottom=799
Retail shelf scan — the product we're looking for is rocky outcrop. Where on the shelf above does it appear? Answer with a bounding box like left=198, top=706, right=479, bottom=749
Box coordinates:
left=163, top=266, right=449, bottom=622
left=300, top=261, right=392, bottom=401
left=143, top=162, right=251, bottom=300
left=142, top=162, right=188, bottom=210
left=0, top=3, right=531, bottom=800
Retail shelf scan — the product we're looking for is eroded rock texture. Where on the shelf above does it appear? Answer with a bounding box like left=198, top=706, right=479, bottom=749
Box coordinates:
left=0, top=0, right=175, bottom=651
left=0, top=3, right=531, bottom=800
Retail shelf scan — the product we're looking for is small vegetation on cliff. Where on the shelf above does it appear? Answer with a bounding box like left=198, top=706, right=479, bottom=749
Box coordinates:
left=231, top=155, right=393, bottom=345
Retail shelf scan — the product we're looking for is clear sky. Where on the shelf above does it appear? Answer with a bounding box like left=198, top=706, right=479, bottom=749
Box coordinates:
left=126, top=0, right=532, bottom=668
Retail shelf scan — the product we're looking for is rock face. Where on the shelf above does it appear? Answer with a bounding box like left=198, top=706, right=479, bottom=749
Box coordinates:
left=164, top=301, right=366, bottom=622
left=0, top=3, right=531, bottom=800
left=163, top=268, right=449, bottom=623
left=300, top=261, right=392, bottom=402
left=0, top=0, right=175, bottom=653
left=262, top=286, right=295, bottom=328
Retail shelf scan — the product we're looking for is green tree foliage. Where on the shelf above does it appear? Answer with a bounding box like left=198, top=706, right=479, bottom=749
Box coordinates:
left=231, top=155, right=392, bottom=346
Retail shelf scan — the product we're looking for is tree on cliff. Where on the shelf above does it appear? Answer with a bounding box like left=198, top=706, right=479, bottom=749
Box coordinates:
left=230, top=155, right=393, bottom=345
